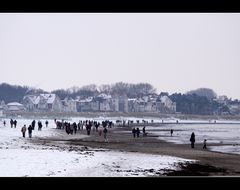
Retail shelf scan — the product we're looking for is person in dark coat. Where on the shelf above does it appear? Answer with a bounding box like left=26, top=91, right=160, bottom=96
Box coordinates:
left=69, top=123, right=73, bottom=135
left=65, top=123, right=70, bottom=135
left=32, top=120, right=35, bottom=130
left=170, top=129, right=173, bottom=137
left=45, top=120, right=49, bottom=127
left=28, top=125, right=33, bottom=138
left=86, top=123, right=91, bottom=135
left=10, top=119, right=13, bottom=128
left=132, top=127, right=136, bottom=138
left=73, top=122, right=77, bottom=134
left=38, top=121, right=42, bottom=131
left=78, top=121, right=81, bottom=131
left=136, top=128, right=140, bottom=137
left=143, top=126, right=146, bottom=136
left=3, top=120, right=6, bottom=127
left=190, top=132, right=195, bottom=148
left=13, top=120, right=17, bottom=128
left=203, top=139, right=207, bottom=149
left=21, top=125, right=27, bottom=138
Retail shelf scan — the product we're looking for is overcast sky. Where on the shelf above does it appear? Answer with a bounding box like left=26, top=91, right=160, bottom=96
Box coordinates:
left=0, top=13, right=240, bottom=99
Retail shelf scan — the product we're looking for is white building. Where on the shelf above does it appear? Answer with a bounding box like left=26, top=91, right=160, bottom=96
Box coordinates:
left=61, top=98, right=77, bottom=112
left=216, top=95, right=228, bottom=105
left=22, top=95, right=40, bottom=111
left=228, top=104, right=240, bottom=115
left=111, top=96, right=119, bottom=112
left=7, top=102, right=25, bottom=111
left=22, top=94, right=62, bottom=112
left=77, top=97, right=94, bottom=112
left=0, top=106, right=3, bottom=117
left=159, top=96, right=176, bottom=113
left=97, top=94, right=112, bottom=111
left=118, top=95, right=128, bottom=112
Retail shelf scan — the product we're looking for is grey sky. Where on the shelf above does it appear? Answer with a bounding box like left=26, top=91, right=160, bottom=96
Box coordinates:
left=0, top=13, right=240, bottom=99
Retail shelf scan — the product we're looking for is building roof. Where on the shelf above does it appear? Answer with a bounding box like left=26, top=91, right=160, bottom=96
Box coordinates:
left=7, top=102, right=24, bottom=106
left=97, top=93, right=112, bottom=99
left=40, top=94, right=56, bottom=104
left=79, top=97, right=93, bottom=103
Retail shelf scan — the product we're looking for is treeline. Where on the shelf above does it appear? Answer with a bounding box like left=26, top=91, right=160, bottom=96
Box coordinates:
left=0, top=82, right=156, bottom=103
left=52, top=82, right=157, bottom=99
left=0, top=83, right=47, bottom=103
left=169, top=93, right=229, bottom=115
left=0, top=82, right=234, bottom=115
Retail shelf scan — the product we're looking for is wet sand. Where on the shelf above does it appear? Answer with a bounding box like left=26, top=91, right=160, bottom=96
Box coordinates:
left=35, top=126, right=240, bottom=176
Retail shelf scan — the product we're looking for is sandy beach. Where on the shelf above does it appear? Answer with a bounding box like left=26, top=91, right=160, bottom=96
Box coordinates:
left=33, top=124, right=240, bottom=176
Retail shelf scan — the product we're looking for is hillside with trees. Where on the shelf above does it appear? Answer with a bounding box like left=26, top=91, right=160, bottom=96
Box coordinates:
left=52, top=82, right=157, bottom=99
left=169, top=93, right=229, bottom=115
left=0, top=83, right=47, bottom=103
left=0, top=82, right=237, bottom=115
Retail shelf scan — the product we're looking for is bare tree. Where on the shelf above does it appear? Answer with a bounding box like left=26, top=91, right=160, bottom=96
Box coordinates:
left=98, top=84, right=112, bottom=94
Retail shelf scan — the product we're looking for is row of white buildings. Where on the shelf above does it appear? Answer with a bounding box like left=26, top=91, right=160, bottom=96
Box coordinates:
left=0, top=93, right=177, bottom=114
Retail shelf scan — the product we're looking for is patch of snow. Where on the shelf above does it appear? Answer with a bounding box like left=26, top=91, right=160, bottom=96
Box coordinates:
left=0, top=118, right=194, bottom=177
left=209, top=145, right=240, bottom=155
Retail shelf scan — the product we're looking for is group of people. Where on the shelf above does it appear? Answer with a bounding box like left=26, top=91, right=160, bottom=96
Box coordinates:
left=20, top=120, right=49, bottom=138
left=2, top=118, right=208, bottom=148
left=54, top=119, right=110, bottom=142
left=132, top=126, right=147, bottom=138
left=190, top=132, right=207, bottom=149
left=20, top=124, right=33, bottom=138
left=10, top=119, right=17, bottom=128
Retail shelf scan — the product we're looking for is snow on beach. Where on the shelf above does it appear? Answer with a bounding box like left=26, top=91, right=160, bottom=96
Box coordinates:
left=147, top=123, right=240, bottom=145
left=138, top=121, right=240, bottom=155
left=0, top=118, right=193, bottom=177
left=209, top=145, right=240, bottom=155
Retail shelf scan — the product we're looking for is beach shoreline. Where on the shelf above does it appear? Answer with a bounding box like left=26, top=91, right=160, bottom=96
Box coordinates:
left=33, top=124, right=240, bottom=176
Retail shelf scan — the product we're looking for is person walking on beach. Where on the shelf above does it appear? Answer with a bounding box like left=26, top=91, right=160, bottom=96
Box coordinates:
left=13, top=120, right=17, bottom=128
left=65, top=123, right=71, bottom=135
left=28, top=125, right=33, bottom=138
left=78, top=121, right=81, bottom=131
left=170, top=129, right=173, bottom=137
left=45, top=120, right=49, bottom=127
left=3, top=120, right=6, bottom=127
left=103, top=127, right=108, bottom=142
left=190, top=132, right=195, bottom=148
left=136, top=128, right=140, bottom=138
left=73, top=122, right=77, bottom=134
left=38, top=121, right=42, bottom=131
left=21, top=125, right=27, bottom=138
left=203, top=139, right=207, bottom=149
left=132, top=127, right=136, bottom=138
left=32, top=120, right=35, bottom=130
left=86, top=123, right=91, bottom=135
left=10, top=119, right=13, bottom=128
left=143, top=126, right=146, bottom=136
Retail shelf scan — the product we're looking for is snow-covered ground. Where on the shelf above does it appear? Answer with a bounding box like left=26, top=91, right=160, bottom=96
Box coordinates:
left=209, top=145, right=240, bottom=155
left=137, top=122, right=240, bottom=155
left=0, top=118, right=193, bottom=177
left=144, top=124, right=240, bottom=145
